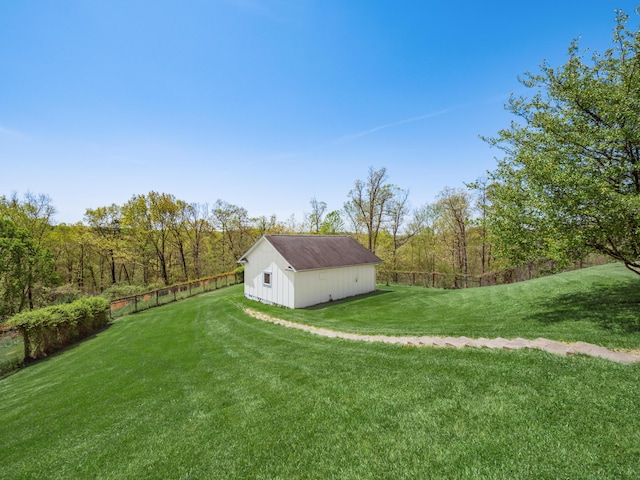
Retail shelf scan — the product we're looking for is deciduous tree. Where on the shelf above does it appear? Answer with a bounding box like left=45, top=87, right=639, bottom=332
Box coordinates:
left=436, top=187, right=472, bottom=278
left=122, top=192, right=179, bottom=286
left=0, top=218, right=56, bottom=320
left=183, top=202, right=212, bottom=279
left=387, top=188, right=413, bottom=270
left=306, top=196, right=327, bottom=234
left=484, top=9, right=640, bottom=274
left=466, top=177, right=492, bottom=274
left=344, top=166, right=395, bottom=253
left=84, top=204, right=123, bottom=286
left=320, top=211, right=345, bottom=234
left=212, top=200, right=254, bottom=271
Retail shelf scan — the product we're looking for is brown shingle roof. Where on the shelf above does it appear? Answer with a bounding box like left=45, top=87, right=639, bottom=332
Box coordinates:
left=257, top=235, right=382, bottom=271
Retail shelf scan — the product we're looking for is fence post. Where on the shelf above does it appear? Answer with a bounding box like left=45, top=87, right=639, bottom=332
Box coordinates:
left=105, top=271, right=241, bottom=319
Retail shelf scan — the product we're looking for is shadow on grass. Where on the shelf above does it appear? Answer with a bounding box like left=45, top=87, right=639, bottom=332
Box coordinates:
left=531, top=278, right=640, bottom=333
left=304, top=289, right=394, bottom=311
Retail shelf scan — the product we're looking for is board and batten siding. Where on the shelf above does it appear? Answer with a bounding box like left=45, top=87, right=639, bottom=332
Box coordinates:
left=243, top=238, right=295, bottom=308
left=241, top=235, right=381, bottom=309
left=293, top=264, right=376, bottom=308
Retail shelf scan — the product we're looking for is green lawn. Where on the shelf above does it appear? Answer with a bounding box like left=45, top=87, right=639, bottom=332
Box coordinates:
left=249, top=262, right=640, bottom=350
left=1, top=264, right=639, bottom=478
left=0, top=331, right=22, bottom=375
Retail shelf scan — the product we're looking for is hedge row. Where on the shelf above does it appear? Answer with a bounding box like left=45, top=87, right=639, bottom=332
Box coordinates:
left=7, top=297, right=110, bottom=361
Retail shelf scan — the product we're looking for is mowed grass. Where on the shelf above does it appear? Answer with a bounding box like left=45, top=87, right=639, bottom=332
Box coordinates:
left=0, top=265, right=639, bottom=478
left=249, top=263, right=640, bottom=350
left=0, top=332, right=23, bottom=375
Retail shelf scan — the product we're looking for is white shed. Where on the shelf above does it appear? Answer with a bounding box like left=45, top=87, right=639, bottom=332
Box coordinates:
left=238, top=235, right=383, bottom=309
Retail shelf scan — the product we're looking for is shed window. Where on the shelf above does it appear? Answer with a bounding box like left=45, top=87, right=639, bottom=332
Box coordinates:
left=263, top=271, right=272, bottom=286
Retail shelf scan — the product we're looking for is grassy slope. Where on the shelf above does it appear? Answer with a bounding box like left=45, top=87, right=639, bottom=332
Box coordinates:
left=0, top=265, right=639, bottom=478
left=0, top=333, right=22, bottom=374
left=248, top=263, right=640, bottom=350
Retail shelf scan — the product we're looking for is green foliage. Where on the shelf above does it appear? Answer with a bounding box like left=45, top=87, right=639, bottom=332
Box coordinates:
left=484, top=9, right=640, bottom=274
left=232, top=265, right=244, bottom=274
left=319, top=210, right=345, bottom=234
left=46, top=284, right=83, bottom=305
left=212, top=199, right=256, bottom=271
left=3, top=178, right=496, bottom=300
left=0, top=192, right=56, bottom=245
left=7, top=297, right=109, bottom=360
left=100, top=283, right=154, bottom=301
left=0, top=217, right=57, bottom=321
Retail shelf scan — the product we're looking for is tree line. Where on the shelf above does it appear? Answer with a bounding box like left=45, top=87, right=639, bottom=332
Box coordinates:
left=2, top=8, right=638, bottom=321
left=0, top=168, right=501, bottom=321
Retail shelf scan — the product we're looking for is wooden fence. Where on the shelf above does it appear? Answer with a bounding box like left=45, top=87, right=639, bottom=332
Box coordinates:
left=109, top=271, right=244, bottom=319
left=378, top=255, right=612, bottom=289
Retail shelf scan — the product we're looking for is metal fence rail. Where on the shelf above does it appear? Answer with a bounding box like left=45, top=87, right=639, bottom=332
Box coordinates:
left=109, top=271, right=244, bottom=319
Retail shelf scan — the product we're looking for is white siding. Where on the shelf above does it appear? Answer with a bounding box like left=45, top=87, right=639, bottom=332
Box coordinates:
left=293, top=264, right=377, bottom=308
left=243, top=237, right=378, bottom=309
left=243, top=239, right=295, bottom=308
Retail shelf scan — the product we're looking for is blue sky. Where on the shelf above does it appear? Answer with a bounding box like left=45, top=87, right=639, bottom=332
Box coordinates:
left=1, top=1, right=637, bottom=225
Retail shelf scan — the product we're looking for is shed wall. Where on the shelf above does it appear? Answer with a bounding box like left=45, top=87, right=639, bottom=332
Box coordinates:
left=243, top=239, right=295, bottom=308
left=293, top=264, right=377, bottom=308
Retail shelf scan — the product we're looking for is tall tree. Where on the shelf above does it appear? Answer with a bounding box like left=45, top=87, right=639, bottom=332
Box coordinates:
left=0, top=218, right=56, bottom=319
left=387, top=189, right=414, bottom=270
left=147, top=192, right=181, bottom=285
left=167, top=199, right=191, bottom=282
left=84, top=204, right=123, bottom=286
left=212, top=200, right=254, bottom=271
left=0, top=192, right=56, bottom=245
left=408, top=203, right=440, bottom=272
left=184, top=202, right=212, bottom=279
left=344, top=166, right=395, bottom=252
left=319, top=211, right=345, bottom=234
left=436, top=187, right=472, bottom=278
left=484, top=9, right=640, bottom=274
left=48, top=223, right=87, bottom=292
left=466, top=177, right=492, bottom=274
left=1, top=193, right=57, bottom=307
left=122, top=192, right=180, bottom=286
left=306, top=196, right=327, bottom=234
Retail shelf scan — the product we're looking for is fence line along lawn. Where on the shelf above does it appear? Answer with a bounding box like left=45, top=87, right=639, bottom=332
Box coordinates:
left=1, top=278, right=640, bottom=479
left=245, top=263, right=640, bottom=351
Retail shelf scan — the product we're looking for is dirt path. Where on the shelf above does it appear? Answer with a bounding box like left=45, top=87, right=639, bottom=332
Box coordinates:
left=243, top=308, right=640, bottom=364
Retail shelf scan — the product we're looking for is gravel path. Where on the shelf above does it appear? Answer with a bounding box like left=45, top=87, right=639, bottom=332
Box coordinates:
left=244, top=308, right=640, bottom=364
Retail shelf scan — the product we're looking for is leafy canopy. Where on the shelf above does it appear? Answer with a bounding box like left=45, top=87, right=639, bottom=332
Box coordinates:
left=0, top=218, right=56, bottom=320
left=484, top=9, right=640, bottom=274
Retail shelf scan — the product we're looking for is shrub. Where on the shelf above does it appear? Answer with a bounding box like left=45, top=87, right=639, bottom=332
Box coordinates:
left=7, top=297, right=109, bottom=361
